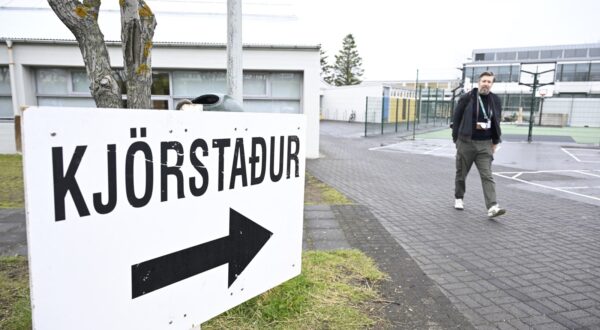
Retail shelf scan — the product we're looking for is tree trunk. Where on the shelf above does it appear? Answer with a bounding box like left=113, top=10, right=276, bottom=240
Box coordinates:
left=47, top=0, right=123, bottom=108
left=121, top=0, right=156, bottom=109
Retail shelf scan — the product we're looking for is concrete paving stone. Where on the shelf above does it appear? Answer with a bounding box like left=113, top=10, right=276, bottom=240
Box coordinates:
left=546, top=313, right=585, bottom=329
left=561, top=293, right=592, bottom=304
left=496, top=321, right=519, bottom=330
left=559, top=309, right=593, bottom=320
left=520, top=314, right=556, bottom=327
left=531, top=323, right=569, bottom=330
left=483, top=312, right=514, bottom=323
left=572, top=316, right=600, bottom=328
left=306, top=228, right=346, bottom=241
left=572, top=299, right=598, bottom=309
left=312, top=240, right=351, bottom=251
left=506, top=318, right=534, bottom=330
left=303, top=219, right=339, bottom=229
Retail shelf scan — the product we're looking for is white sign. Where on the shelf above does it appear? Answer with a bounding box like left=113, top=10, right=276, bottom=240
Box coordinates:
left=22, top=107, right=305, bottom=329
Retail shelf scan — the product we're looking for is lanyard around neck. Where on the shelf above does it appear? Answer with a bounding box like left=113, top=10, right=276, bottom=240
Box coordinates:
left=477, top=94, right=491, bottom=120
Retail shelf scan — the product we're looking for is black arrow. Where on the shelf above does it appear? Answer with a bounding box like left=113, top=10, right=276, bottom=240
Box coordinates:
left=131, top=208, right=273, bottom=299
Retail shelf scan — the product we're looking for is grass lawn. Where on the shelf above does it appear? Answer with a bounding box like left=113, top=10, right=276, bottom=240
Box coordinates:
left=0, top=159, right=389, bottom=328
left=416, top=124, right=600, bottom=145
left=0, top=155, right=24, bottom=208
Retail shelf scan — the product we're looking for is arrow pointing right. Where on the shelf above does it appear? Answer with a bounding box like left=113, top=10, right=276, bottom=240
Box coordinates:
left=131, top=208, right=272, bottom=299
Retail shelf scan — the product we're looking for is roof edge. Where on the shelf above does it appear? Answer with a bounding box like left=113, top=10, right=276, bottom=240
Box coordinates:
left=0, top=37, right=321, bottom=50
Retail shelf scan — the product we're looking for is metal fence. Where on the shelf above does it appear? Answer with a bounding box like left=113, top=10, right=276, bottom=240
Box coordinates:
left=364, top=88, right=454, bottom=137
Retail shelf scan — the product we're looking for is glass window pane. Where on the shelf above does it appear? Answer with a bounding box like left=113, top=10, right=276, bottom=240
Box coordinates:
left=560, top=64, right=576, bottom=81
left=564, top=48, right=587, bottom=58
left=152, top=72, right=170, bottom=95
left=0, top=67, right=10, bottom=94
left=0, top=96, right=12, bottom=118
left=510, top=65, right=520, bottom=82
left=590, top=48, right=600, bottom=57
left=37, top=69, right=69, bottom=94
left=472, top=67, right=487, bottom=81
left=38, top=97, right=96, bottom=107
left=243, top=100, right=300, bottom=113
left=574, top=63, right=589, bottom=81
left=271, top=73, right=301, bottom=98
left=495, top=66, right=510, bottom=82
left=243, top=72, right=267, bottom=96
left=484, top=53, right=495, bottom=61
left=496, top=52, right=516, bottom=61
left=590, top=63, right=600, bottom=81
left=72, top=71, right=90, bottom=94
left=172, top=71, right=226, bottom=97
left=517, top=51, right=529, bottom=60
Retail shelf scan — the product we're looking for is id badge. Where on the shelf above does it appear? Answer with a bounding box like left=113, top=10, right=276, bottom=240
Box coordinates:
left=486, top=120, right=491, bottom=130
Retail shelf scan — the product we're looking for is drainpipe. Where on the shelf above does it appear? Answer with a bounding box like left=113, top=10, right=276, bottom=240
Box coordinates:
left=5, top=40, right=19, bottom=118
left=6, top=39, right=21, bottom=152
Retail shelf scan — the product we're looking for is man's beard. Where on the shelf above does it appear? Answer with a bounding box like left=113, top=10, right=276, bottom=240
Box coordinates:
left=479, top=87, right=490, bottom=95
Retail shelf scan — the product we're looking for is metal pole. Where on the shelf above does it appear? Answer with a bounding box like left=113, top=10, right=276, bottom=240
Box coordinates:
left=406, top=98, right=410, bottom=131
left=413, top=69, right=419, bottom=140
left=395, top=97, right=399, bottom=132
left=538, top=96, right=545, bottom=126
left=381, top=89, right=385, bottom=135
left=527, top=73, right=538, bottom=143
left=425, top=86, right=431, bottom=124
left=227, top=0, right=243, bottom=105
left=364, top=96, right=368, bottom=137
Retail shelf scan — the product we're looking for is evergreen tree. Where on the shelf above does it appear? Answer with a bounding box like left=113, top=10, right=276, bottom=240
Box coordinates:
left=332, top=34, right=364, bottom=86
left=320, top=48, right=334, bottom=84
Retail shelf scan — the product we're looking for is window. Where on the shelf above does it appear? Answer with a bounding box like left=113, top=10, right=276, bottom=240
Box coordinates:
left=518, top=51, right=539, bottom=60
left=35, top=68, right=95, bottom=108
left=558, top=63, right=590, bottom=81
left=590, top=48, right=600, bottom=57
left=590, top=63, right=600, bottom=81
left=243, top=72, right=268, bottom=96
left=540, top=49, right=563, bottom=59
left=496, top=52, right=516, bottom=61
left=0, top=67, right=11, bottom=119
left=172, top=71, right=227, bottom=97
left=474, top=53, right=485, bottom=61
left=510, top=65, right=520, bottom=82
left=564, top=48, right=587, bottom=58
left=493, top=66, right=510, bottom=82
left=151, top=72, right=170, bottom=95
left=173, top=70, right=303, bottom=113
left=71, top=71, right=90, bottom=93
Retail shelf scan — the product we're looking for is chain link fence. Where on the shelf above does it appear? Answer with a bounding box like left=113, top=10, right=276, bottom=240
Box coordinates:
left=364, top=88, right=455, bottom=136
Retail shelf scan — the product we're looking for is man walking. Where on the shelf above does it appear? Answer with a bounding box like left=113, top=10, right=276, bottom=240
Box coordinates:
left=452, top=71, right=506, bottom=218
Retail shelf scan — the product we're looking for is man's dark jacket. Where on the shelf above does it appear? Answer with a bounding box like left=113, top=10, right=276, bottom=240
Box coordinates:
left=452, top=88, right=502, bottom=145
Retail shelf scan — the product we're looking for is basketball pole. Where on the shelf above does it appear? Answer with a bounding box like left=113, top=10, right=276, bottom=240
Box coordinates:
left=519, top=68, right=555, bottom=143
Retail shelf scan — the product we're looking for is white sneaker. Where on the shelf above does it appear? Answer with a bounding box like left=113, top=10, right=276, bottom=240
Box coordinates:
left=454, top=199, right=464, bottom=210
left=487, top=204, right=506, bottom=218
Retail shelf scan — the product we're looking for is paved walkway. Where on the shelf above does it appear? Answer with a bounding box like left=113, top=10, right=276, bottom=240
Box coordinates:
left=307, top=121, right=600, bottom=329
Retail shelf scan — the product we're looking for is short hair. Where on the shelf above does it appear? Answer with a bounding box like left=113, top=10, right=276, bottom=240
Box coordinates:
left=175, top=99, right=192, bottom=110
left=479, top=71, right=495, bottom=82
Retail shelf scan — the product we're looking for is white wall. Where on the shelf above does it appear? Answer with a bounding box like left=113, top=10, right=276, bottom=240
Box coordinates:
left=0, top=41, right=321, bottom=158
left=321, top=84, right=383, bottom=122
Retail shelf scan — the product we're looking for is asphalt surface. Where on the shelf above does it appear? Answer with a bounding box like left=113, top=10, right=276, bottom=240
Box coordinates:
left=3, top=120, right=600, bottom=329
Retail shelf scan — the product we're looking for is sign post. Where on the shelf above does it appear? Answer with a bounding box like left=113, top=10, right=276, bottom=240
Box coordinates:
left=21, top=107, right=305, bottom=329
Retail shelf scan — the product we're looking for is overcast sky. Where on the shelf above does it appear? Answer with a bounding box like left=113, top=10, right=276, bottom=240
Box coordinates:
left=2, top=0, right=599, bottom=81
left=293, top=0, right=600, bottom=80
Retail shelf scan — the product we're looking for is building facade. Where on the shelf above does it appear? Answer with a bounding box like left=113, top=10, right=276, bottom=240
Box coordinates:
left=463, top=43, right=600, bottom=127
